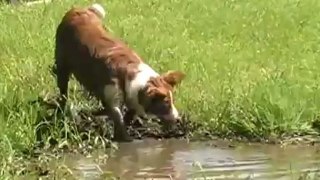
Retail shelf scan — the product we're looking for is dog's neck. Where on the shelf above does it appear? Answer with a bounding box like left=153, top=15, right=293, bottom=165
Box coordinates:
left=125, top=63, right=159, bottom=115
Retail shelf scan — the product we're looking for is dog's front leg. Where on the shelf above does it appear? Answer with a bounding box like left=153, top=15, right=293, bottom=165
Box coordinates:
left=123, top=109, right=136, bottom=126
left=108, top=106, right=133, bottom=142
left=101, top=85, right=133, bottom=142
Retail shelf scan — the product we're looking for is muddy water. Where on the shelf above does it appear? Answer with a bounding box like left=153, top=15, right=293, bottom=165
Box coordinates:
left=61, top=138, right=320, bottom=180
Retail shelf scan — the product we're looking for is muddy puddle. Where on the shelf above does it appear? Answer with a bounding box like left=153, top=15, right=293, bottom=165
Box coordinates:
left=43, top=138, right=320, bottom=180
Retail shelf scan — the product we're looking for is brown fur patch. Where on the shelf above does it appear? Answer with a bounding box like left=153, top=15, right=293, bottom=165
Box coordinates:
left=54, top=6, right=143, bottom=96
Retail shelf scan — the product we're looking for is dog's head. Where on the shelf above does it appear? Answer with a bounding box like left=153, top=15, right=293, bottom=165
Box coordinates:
left=138, top=71, right=185, bottom=124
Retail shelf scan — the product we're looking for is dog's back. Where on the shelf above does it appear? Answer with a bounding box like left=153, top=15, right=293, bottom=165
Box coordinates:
left=54, top=4, right=142, bottom=97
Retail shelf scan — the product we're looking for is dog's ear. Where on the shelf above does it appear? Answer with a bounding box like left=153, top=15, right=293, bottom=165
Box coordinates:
left=161, top=70, right=186, bottom=87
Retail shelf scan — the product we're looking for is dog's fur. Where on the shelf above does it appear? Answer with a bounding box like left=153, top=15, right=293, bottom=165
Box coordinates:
left=53, top=4, right=185, bottom=142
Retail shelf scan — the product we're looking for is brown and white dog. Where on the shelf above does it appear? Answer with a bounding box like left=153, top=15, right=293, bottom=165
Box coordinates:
left=53, top=3, right=185, bottom=142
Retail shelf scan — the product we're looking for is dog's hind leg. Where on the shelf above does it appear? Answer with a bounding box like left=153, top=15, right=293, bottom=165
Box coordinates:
left=53, top=52, right=70, bottom=113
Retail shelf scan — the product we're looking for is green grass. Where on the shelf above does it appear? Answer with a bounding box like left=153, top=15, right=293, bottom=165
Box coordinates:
left=2, top=0, right=320, bottom=177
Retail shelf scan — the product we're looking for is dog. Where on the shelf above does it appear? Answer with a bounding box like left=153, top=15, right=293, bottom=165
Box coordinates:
left=53, top=3, right=186, bottom=142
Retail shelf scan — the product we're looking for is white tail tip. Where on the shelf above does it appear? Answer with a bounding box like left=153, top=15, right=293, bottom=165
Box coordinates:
left=90, top=3, right=106, bottom=18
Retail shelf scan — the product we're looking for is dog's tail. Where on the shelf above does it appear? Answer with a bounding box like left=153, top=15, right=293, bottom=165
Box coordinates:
left=89, top=3, right=106, bottom=18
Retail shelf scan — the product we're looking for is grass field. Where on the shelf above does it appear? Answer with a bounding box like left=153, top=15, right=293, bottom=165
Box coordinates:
left=1, top=0, right=320, bottom=177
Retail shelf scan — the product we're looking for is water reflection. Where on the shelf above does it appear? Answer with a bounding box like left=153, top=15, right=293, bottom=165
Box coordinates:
left=104, top=138, right=191, bottom=179
left=64, top=138, right=320, bottom=180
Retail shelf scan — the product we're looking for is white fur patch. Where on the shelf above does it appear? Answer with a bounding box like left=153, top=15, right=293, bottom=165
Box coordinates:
left=169, top=91, right=180, bottom=119
left=126, top=63, right=159, bottom=115
left=113, top=106, right=124, bottom=121
left=135, top=63, right=159, bottom=82
left=90, top=3, right=106, bottom=18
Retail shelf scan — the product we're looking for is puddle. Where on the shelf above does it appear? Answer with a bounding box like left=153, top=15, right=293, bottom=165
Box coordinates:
left=58, top=138, right=320, bottom=180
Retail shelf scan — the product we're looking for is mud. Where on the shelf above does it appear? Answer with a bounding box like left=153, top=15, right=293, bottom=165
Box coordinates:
left=9, top=96, right=320, bottom=179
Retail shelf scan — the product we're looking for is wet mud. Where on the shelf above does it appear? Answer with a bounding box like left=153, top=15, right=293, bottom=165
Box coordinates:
left=8, top=96, right=320, bottom=179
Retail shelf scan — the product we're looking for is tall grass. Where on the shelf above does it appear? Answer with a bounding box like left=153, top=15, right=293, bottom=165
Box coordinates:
left=1, top=0, right=320, bottom=176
